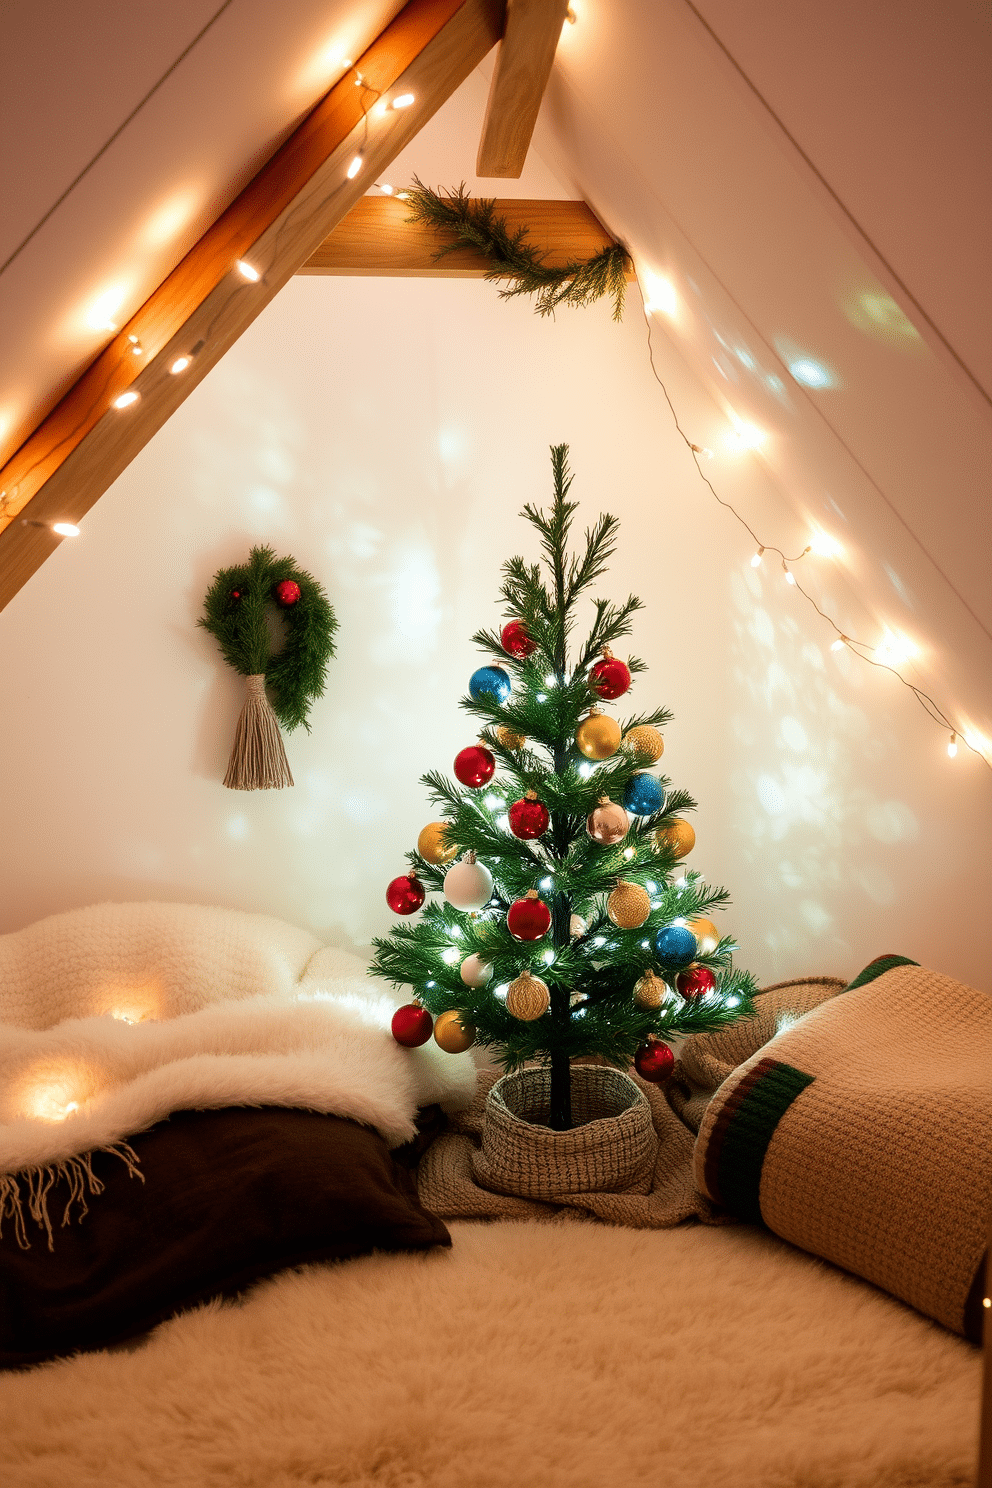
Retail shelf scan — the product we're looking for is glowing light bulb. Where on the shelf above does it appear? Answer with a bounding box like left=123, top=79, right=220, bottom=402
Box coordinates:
left=380, top=183, right=394, bottom=195
left=346, top=154, right=364, bottom=180
left=782, top=562, right=796, bottom=586
left=170, top=355, right=191, bottom=375
left=578, top=762, right=594, bottom=779
left=725, top=994, right=741, bottom=1008
left=640, top=939, right=650, bottom=949
left=425, top=980, right=436, bottom=989
left=496, top=813, right=510, bottom=831
left=112, top=390, right=139, bottom=409
left=831, top=637, right=847, bottom=652
left=643, top=273, right=678, bottom=318
left=751, top=547, right=765, bottom=568
left=441, top=947, right=459, bottom=964
left=536, top=693, right=547, bottom=702
left=690, top=444, right=714, bottom=459
left=809, top=531, right=843, bottom=559
left=645, top=880, right=658, bottom=894
left=236, top=260, right=261, bottom=282
left=451, top=925, right=462, bottom=939
left=623, top=846, right=636, bottom=861
left=396, top=191, right=410, bottom=200
left=51, top=522, right=80, bottom=537
left=483, top=793, right=503, bottom=810
left=592, top=936, right=606, bottom=948
left=544, top=674, right=557, bottom=686
left=947, top=734, right=958, bottom=758
left=542, top=949, right=555, bottom=965
left=539, top=876, right=554, bottom=891
left=128, top=335, right=142, bottom=355
left=392, top=93, right=415, bottom=108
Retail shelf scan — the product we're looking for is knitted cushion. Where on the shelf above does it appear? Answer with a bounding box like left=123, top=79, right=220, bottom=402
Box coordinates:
left=472, top=1066, right=658, bottom=1200
left=693, top=962, right=991, bottom=1339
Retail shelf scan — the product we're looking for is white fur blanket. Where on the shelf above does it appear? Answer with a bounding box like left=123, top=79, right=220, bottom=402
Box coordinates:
left=0, top=903, right=476, bottom=1246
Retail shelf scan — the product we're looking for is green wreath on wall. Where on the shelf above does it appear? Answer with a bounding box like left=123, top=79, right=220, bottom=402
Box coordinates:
left=200, top=545, right=337, bottom=790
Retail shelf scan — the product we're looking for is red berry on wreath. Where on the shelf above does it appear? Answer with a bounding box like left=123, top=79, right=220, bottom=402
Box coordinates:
left=589, top=647, right=631, bottom=701
left=501, top=620, right=537, bottom=659
left=634, top=1038, right=675, bottom=1082
left=675, top=964, right=717, bottom=1000
left=508, top=791, right=550, bottom=840
left=454, top=745, right=496, bottom=789
left=391, top=1003, right=433, bottom=1047
left=507, top=890, right=552, bottom=941
left=274, top=579, right=302, bottom=608
left=386, top=874, right=425, bottom=915
left=229, top=588, right=242, bottom=601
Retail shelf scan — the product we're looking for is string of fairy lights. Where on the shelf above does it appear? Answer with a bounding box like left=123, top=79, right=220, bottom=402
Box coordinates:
left=2, top=54, right=986, bottom=777
left=634, top=276, right=990, bottom=772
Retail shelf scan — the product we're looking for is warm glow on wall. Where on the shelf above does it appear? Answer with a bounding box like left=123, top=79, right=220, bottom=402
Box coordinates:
left=642, top=272, right=678, bottom=319
left=85, top=285, right=129, bottom=333
left=21, top=1072, right=87, bottom=1122
left=141, top=191, right=201, bottom=250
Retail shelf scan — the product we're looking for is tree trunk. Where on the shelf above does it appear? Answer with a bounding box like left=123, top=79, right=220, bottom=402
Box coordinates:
left=548, top=1045, right=572, bottom=1130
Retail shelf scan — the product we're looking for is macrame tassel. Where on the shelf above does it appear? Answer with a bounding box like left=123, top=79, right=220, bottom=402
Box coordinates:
left=224, top=674, right=294, bottom=790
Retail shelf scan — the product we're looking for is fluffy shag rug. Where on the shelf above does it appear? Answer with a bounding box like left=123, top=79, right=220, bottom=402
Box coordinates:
left=0, top=1222, right=979, bottom=1488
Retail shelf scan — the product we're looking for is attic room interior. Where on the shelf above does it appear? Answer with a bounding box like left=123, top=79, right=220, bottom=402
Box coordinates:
left=1, top=0, right=990, bottom=1482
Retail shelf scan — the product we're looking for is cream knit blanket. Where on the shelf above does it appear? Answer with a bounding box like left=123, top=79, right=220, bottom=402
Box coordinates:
left=0, top=902, right=476, bottom=1247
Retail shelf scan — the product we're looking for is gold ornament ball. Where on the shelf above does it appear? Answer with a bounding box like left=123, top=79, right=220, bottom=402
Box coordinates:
left=569, top=913, right=588, bottom=940
left=497, top=725, right=527, bottom=751
left=607, top=880, right=651, bottom=929
left=655, top=819, right=695, bottom=860
left=418, top=821, right=458, bottom=866
left=688, top=917, right=720, bottom=955
left=506, top=970, right=551, bottom=1021
left=575, top=711, right=622, bottom=761
left=633, top=969, right=669, bottom=1009
left=433, top=1009, right=477, bottom=1053
left=622, top=724, right=665, bottom=764
left=586, top=797, right=630, bottom=845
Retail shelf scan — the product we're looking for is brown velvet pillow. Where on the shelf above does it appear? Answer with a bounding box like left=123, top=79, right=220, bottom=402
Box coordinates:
left=0, top=1106, right=450, bottom=1369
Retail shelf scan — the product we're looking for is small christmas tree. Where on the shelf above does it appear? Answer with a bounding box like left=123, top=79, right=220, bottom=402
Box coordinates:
left=371, top=446, right=757, bottom=1130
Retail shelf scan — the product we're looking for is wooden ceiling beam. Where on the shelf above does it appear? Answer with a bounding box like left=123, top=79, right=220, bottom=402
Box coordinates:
left=476, top=0, right=570, bottom=178
left=298, top=195, right=622, bottom=275
left=0, top=0, right=504, bottom=612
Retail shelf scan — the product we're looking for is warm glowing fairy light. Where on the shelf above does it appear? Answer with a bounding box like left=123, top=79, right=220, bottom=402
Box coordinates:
left=392, top=93, right=415, bottom=108
left=831, top=637, right=847, bottom=652
left=51, top=522, right=80, bottom=538
left=751, top=547, right=764, bottom=568
left=379, top=183, right=394, bottom=195
left=113, top=390, right=139, bottom=409
left=947, top=734, right=958, bottom=758
left=782, top=561, right=796, bottom=586
left=346, top=154, right=364, bottom=179
left=170, top=355, right=191, bottom=375
left=236, top=260, right=261, bottom=282
left=809, top=530, right=844, bottom=559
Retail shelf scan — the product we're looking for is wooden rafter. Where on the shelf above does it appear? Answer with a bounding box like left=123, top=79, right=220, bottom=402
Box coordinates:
left=298, top=195, right=621, bottom=275
left=0, top=0, right=504, bottom=612
left=477, top=0, right=570, bottom=178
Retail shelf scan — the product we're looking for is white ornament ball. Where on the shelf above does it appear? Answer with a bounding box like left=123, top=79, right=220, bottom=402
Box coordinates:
left=443, top=856, right=494, bottom=911
left=459, top=953, right=493, bottom=988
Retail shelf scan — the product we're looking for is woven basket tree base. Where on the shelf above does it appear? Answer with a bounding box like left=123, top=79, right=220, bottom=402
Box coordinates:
left=472, top=1066, right=658, bottom=1201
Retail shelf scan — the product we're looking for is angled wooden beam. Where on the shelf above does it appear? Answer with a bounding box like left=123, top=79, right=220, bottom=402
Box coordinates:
left=0, top=0, right=504, bottom=612
left=476, top=0, right=570, bottom=178
left=298, top=196, right=622, bottom=275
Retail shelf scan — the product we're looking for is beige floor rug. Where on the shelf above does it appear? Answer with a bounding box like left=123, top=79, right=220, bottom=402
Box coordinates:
left=0, top=1221, right=980, bottom=1488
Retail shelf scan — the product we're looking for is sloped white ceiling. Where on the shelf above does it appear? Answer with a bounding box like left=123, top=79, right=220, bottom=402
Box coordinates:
left=536, top=0, right=992, bottom=749
left=2, top=0, right=990, bottom=753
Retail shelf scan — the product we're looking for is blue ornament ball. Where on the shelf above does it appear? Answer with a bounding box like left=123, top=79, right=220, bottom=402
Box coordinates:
left=654, top=923, right=698, bottom=969
left=623, top=772, right=665, bottom=816
left=469, top=665, right=512, bottom=705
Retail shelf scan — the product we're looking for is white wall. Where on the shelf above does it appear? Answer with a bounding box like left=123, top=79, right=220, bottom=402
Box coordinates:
left=2, top=275, right=990, bottom=990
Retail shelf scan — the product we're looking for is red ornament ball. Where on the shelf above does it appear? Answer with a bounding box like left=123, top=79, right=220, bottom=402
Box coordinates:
left=675, top=964, right=717, bottom=1001
left=501, top=620, right=537, bottom=659
left=391, top=1003, right=433, bottom=1047
left=386, top=874, right=425, bottom=915
left=507, top=892, right=552, bottom=942
left=590, top=653, right=631, bottom=700
left=274, top=579, right=301, bottom=608
left=453, top=745, right=496, bottom=789
left=508, top=792, right=550, bottom=840
left=634, top=1038, right=675, bottom=1082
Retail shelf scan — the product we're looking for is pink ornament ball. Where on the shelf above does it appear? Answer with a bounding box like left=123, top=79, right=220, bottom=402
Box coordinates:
left=274, top=579, right=301, bottom=607
left=386, top=874, right=425, bottom=915
left=501, top=620, right=537, bottom=658
left=634, top=1039, right=675, bottom=1082
left=453, top=745, right=496, bottom=789
left=391, top=1003, right=433, bottom=1047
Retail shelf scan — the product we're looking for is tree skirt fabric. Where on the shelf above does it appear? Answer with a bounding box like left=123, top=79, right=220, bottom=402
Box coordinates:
left=419, top=978, right=846, bottom=1228
left=0, top=1221, right=979, bottom=1488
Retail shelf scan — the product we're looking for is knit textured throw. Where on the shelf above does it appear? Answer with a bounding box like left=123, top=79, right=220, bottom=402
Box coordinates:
left=0, top=903, right=476, bottom=1249
left=693, top=961, right=992, bottom=1339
